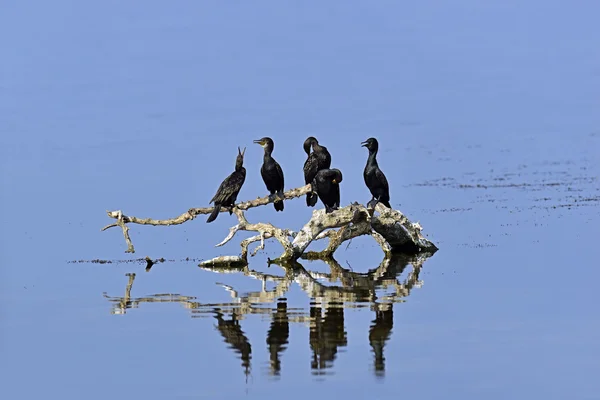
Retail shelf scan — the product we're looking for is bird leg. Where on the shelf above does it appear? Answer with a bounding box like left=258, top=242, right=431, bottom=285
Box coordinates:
left=225, top=204, right=235, bottom=215
left=367, top=198, right=378, bottom=210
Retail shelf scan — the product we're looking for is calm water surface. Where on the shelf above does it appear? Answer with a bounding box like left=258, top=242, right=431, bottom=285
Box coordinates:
left=1, top=1, right=599, bottom=399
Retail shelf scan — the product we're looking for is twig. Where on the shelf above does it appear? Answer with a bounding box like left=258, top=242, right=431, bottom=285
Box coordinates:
left=115, top=210, right=135, bottom=253
left=251, top=232, right=266, bottom=257
left=239, top=232, right=271, bottom=259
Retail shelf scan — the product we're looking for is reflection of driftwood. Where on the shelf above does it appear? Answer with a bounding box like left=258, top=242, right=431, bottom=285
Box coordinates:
left=102, top=183, right=438, bottom=260
left=103, top=253, right=430, bottom=377
left=198, top=253, right=429, bottom=311
left=103, top=254, right=427, bottom=316
left=102, top=273, right=197, bottom=315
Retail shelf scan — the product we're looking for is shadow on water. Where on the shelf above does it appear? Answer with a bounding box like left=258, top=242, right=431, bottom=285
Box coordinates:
left=102, top=252, right=432, bottom=378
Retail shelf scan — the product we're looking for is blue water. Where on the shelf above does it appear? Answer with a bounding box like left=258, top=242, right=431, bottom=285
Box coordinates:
left=1, top=1, right=599, bottom=399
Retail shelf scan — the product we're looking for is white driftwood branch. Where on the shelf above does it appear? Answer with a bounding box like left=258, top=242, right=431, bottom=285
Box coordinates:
left=103, top=184, right=311, bottom=229
left=200, top=203, right=436, bottom=267
left=102, top=184, right=311, bottom=253
left=103, top=183, right=437, bottom=259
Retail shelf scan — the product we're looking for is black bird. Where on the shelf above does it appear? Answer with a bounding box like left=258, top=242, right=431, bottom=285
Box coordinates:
left=303, top=137, right=332, bottom=207
left=312, top=168, right=342, bottom=213
left=254, top=137, right=285, bottom=212
left=206, top=147, right=246, bottom=223
left=361, top=138, right=391, bottom=209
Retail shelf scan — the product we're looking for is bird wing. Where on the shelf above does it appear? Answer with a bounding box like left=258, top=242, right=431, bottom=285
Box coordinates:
left=331, top=181, right=341, bottom=207
left=317, top=146, right=332, bottom=169
left=376, top=168, right=389, bottom=191
left=210, top=170, right=246, bottom=204
left=210, top=175, right=231, bottom=204
left=275, top=161, right=284, bottom=189
left=261, top=160, right=284, bottom=192
left=303, top=153, right=319, bottom=184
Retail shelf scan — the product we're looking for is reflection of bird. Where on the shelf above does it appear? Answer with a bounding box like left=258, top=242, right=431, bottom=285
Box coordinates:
left=213, top=310, right=252, bottom=377
left=361, top=138, right=391, bottom=209
left=309, top=305, right=347, bottom=372
left=369, top=308, right=394, bottom=377
left=266, top=301, right=289, bottom=375
left=206, top=147, right=246, bottom=223
left=303, top=137, right=331, bottom=207
left=254, top=137, right=285, bottom=212
left=312, top=168, right=342, bottom=213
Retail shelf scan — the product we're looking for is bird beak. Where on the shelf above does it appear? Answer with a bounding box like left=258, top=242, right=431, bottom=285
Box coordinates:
left=253, top=139, right=262, bottom=145
left=361, top=141, right=368, bottom=147
left=241, top=147, right=246, bottom=156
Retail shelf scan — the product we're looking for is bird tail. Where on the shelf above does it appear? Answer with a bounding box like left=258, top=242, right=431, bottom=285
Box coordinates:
left=381, top=200, right=391, bottom=208
left=306, top=193, right=318, bottom=207
left=206, top=204, right=221, bottom=223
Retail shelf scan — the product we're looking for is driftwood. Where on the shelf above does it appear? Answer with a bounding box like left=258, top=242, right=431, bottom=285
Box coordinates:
left=102, top=184, right=437, bottom=262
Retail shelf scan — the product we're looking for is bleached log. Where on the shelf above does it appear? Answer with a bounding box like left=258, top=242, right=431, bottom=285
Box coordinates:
left=103, top=184, right=437, bottom=260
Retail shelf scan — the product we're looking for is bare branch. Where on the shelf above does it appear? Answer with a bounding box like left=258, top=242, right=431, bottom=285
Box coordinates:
left=216, top=224, right=243, bottom=247
left=238, top=232, right=272, bottom=259
left=213, top=208, right=294, bottom=259
left=102, top=182, right=438, bottom=259
left=248, top=232, right=267, bottom=257
left=104, top=184, right=312, bottom=229
left=108, top=210, right=135, bottom=253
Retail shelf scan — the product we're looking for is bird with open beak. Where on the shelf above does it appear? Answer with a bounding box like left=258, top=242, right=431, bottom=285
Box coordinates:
left=206, top=146, right=247, bottom=223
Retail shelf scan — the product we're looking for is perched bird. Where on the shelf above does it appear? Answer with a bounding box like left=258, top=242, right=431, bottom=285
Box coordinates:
left=361, top=137, right=391, bottom=209
left=312, top=168, right=343, bottom=213
left=206, top=147, right=247, bottom=223
left=254, top=137, right=285, bottom=211
left=303, top=137, right=332, bottom=207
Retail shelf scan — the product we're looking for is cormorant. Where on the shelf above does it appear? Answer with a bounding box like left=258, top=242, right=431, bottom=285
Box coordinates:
left=303, top=137, right=332, bottom=207
left=254, top=137, right=285, bottom=212
left=312, top=168, right=342, bottom=213
left=206, top=147, right=246, bottom=223
left=361, top=138, right=391, bottom=209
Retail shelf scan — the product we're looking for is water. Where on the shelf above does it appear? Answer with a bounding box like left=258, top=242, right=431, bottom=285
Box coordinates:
left=1, top=1, right=599, bottom=399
